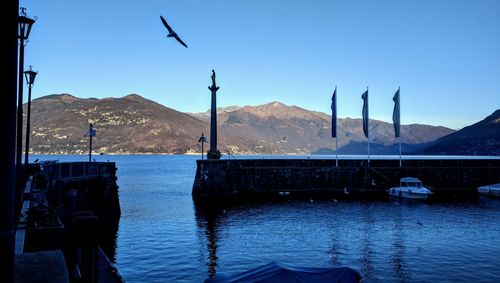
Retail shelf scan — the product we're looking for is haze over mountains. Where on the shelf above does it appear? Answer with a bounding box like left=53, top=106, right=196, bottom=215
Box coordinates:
left=24, top=93, right=496, bottom=155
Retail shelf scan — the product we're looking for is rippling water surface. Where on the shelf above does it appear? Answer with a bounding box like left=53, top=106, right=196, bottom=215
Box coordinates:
left=35, top=155, right=500, bottom=282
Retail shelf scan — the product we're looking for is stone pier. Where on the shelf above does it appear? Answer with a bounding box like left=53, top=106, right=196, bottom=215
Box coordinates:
left=192, top=157, right=500, bottom=199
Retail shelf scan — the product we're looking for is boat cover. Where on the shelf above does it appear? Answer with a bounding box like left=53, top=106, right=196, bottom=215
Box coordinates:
left=205, top=262, right=361, bottom=283
left=400, top=177, right=421, bottom=183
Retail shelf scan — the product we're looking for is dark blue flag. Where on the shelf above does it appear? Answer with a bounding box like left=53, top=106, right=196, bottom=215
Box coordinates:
left=392, top=89, right=400, bottom=138
left=361, top=90, right=369, bottom=138
left=331, top=88, right=337, bottom=138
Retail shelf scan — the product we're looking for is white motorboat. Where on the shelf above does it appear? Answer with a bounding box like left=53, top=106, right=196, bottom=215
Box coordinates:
left=388, top=177, right=432, bottom=200
left=477, top=183, right=500, bottom=197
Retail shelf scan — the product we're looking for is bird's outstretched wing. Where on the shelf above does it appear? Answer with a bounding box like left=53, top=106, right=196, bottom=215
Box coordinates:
left=174, top=35, right=188, bottom=48
left=160, top=15, right=173, bottom=33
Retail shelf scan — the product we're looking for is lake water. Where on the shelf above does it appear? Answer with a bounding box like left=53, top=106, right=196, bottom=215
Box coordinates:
left=33, top=155, right=500, bottom=282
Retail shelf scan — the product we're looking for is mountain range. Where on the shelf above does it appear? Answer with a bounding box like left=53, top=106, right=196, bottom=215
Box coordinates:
left=421, top=109, right=500, bottom=155
left=23, top=93, right=496, bottom=155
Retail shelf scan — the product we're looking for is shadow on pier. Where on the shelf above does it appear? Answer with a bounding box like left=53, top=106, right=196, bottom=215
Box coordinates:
left=15, top=161, right=123, bottom=283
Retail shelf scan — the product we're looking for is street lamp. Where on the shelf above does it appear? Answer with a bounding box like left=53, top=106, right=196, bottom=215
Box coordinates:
left=24, top=66, right=37, bottom=168
left=198, top=133, right=207, bottom=160
left=16, top=7, right=36, bottom=168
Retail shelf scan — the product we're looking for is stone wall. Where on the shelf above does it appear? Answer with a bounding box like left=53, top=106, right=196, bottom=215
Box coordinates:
left=193, top=158, right=500, bottom=199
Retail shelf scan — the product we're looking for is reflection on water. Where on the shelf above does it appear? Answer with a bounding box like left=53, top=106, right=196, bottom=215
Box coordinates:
left=329, top=226, right=342, bottom=267
left=392, top=207, right=410, bottom=282
left=193, top=198, right=500, bottom=282
left=360, top=204, right=374, bottom=280
left=33, top=155, right=500, bottom=282
left=194, top=203, right=222, bottom=277
left=193, top=200, right=407, bottom=281
left=100, top=215, right=120, bottom=263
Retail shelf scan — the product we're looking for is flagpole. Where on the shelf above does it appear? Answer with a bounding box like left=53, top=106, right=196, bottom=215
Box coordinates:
left=88, top=123, right=93, bottom=162
left=335, top=86, right=338, bottom=167
left=368, top=134, right=370, bottom=165
left=335, top=136, right=338, bottom=167
left=399, top=136, right=402, bottom=167
left=367, top=87, right=370, bottom=165
left=398, top=87, right=402, bottom=167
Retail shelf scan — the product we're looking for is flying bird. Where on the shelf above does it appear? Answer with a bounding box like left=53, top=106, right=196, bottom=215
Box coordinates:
left=160, top=15, right=188, bottom=48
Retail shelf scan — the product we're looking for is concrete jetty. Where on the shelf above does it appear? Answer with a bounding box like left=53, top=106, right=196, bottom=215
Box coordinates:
left=192, top=157, right=500, bottom=199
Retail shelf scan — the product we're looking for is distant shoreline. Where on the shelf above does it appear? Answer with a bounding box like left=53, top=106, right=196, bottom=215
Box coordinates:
left=28, top=153, right=500, bottom=160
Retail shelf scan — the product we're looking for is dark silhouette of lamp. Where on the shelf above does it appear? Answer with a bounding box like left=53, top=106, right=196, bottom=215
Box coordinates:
left=24, top=66, right=37, bottom=167
left=16, top=7, right=36, bottom=168
left=198, top=133, right=207, bottom=160
left=2, top=2, right=23, bottom=281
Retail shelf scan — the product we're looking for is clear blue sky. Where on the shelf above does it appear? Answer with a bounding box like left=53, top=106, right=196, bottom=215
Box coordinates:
left=22, top=0, right=500, bottom=129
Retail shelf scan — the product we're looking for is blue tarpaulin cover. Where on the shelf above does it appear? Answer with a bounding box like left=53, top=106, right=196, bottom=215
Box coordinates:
left=205, top=262, right=361, bottom=283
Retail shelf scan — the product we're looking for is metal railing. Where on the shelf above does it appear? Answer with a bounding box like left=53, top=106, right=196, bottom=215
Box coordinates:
left=40, top=162, right=115, bottom=180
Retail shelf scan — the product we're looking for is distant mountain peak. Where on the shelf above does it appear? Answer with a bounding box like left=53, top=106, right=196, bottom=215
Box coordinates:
left=243, top=101, right=288, bottom=110
left=239, top=101, right=324, bottom=120
left=29, top=93, right=208, bottom=155
left=60, top=93, right=76, bottom=98
left=123, top=93, right=145, bottom=100
left=35, top=93, right=79, bottom=103
left=265, top=101, right=287, bottom=107
left=218, top=105, right=242, bottom=112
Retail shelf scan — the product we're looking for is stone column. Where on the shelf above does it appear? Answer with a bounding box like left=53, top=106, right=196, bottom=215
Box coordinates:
left=207, top=70, right=221, bottom=159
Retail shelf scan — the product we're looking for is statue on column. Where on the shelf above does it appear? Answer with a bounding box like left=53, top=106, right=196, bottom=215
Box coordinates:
left=209, top=69, right=220, bottom=92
